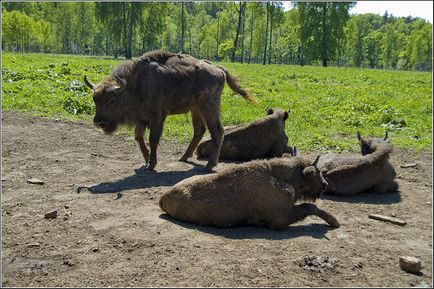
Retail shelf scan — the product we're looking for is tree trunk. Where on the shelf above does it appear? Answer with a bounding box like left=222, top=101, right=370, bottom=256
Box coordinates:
left=263, top=2, right=269, bottom=65
left=231, top=2, right=244, bottom=62
left=241, top=2, right=246, bottom=63
left=248, top=6, right=254, bottom=63
left=189, top=25, right=192, bottom=55
left=181, top=2, right=185, bottom=52
left=321, top=2, right=328, bottom=67
left=268, top=3, right=273, bottom=65
left=123, top=2, right=127, bottom=58
left=216, top=12, right=220, bottom=61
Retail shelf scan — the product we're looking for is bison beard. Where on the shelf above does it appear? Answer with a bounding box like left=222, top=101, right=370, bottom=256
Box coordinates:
left=84, top=50, right=256, bottom=171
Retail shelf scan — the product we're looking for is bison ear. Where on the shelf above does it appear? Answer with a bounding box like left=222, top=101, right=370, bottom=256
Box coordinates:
left=266, top=106, right=274, bottom=115
left=110, top=75, right=127, bottom=93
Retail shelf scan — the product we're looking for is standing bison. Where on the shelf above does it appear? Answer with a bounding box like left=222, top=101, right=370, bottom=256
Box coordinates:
left=159, top=156, right=340, bottom=230
left=84, top=50, right=256, bottom=171
left=319, top=131, right=398, bottom=195
left=196, top=107, right=296, bottom=161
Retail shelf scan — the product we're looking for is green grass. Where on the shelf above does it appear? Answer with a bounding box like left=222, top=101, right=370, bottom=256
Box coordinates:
left=2, top=52, right=432, bottom=152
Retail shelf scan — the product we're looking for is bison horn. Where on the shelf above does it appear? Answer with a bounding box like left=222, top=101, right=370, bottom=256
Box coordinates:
left=311, top=155, right=320, bottom=168
left=357, top=131, right=362, bottom=141
left=383, top=131, right=389, bottom=140
left=84, top=75, right=94, bottom=90
left=114, top=75, right=127, bottom=92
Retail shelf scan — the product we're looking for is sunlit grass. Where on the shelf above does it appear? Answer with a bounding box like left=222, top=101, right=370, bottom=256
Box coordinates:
left=2, top=52, right=432, bottom=152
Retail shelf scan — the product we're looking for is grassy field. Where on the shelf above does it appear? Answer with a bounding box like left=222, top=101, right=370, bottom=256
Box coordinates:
left=2, top=52, right=432, bottom=152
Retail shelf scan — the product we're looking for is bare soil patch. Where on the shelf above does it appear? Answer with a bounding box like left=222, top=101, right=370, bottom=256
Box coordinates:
left=1, top=111, right=432, bottom=287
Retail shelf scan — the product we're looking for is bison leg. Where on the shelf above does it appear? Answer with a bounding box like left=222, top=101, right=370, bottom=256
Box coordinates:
left=147, top=116, right=166, bottom=171
left=135, top=124, right=150, bottom=163
left=288, top=203, right=340, bottom=228
left=179, top=110, right=206, bottom=162
left=203, top=112, right=224, bottom=170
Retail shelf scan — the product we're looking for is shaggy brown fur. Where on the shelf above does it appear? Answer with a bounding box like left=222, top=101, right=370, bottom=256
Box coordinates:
left=84, top=50, right=256, bottom=171
left=159, top=156, right=340, bottom=230
left=319, top=132, right=398, bottom=195
left=196, top=108, right=296, bottom=161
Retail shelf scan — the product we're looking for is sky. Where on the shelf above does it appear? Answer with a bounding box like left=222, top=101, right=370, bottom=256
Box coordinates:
left=282, top=1, right=433, bottom=23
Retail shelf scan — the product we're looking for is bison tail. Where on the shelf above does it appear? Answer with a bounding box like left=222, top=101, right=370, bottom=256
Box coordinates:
left=217, top=65, right=257, bottom=105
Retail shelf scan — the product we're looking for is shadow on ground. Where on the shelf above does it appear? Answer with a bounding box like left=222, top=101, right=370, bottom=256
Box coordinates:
left=88, top=165, right=208, bottom=194
left=159, top=214, right=336, bottom=240
left=320, top=190, right=402, bottom=205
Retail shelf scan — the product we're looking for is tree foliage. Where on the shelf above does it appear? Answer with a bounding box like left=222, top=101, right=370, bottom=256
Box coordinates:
left=2, top=1, right=432, bottom=70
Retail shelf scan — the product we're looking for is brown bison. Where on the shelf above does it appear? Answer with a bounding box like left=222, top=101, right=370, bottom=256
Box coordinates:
left=196, top=107, right=296, bottom=161
left=84, top=50, right=256, bottom=171
left=159, top=156, right=340, bottom=230
left=319, top=131, right=398, bottom=195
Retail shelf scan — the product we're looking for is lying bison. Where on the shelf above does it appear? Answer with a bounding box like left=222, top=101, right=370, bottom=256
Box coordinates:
left=319, top=131, right=398, bottom=196
left=196, top=107, right=296, bottom=161
left=159, top=156, right=340, bottom=230
left=84, top=50, right=256, bottom=171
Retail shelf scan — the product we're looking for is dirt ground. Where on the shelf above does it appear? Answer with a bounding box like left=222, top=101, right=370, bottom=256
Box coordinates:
left=1, top=110, right=432, bottom=287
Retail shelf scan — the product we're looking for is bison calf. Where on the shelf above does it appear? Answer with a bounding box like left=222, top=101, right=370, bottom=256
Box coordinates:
left=159, top=156, right=339, bottom=230
left=196, top=107, right=296, bottom=161
left=319, top=131, right=398, bottom=196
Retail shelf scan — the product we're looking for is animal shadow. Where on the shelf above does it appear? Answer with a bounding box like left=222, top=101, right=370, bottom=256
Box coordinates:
left=159, top=214, right=337, bottom=240
left=87, top=166, right=208, bottom=194
left=320, top=190, right=402, bottom=205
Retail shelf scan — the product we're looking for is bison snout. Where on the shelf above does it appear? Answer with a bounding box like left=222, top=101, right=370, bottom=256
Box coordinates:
left=321, top=179, right=328, bottom=191
left=93, top=118, right=106, bottom=129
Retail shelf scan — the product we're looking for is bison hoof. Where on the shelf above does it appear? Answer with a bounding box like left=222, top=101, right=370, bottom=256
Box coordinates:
left=145, top=162, right=156, bottom=171
left=203, top=164, right=217, bottom=173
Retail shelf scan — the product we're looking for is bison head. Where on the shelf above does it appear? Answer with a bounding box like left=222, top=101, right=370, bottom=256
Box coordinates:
left=357, top=131, right=390, bottom=155
left=84, top=75, right=127, bottom=135
left=266, top=107, right=290, bottom=122
left=297, top=156, right=328, bottom=202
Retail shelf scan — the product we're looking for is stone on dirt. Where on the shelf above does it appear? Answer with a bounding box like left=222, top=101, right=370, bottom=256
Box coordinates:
left=27, top=178, right=44, bottom=185
left=368, top=214, right=407, bottom=226
left=399, top=256, right=422, bottom=273
left=400, top=163, right=418, bottom=168
left=44, top=210, right=58, bottom=219
left=297, top=256, right=336, bottom=272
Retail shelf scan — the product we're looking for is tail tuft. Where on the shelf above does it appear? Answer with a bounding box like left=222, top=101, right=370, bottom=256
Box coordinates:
left=217, top=65, right=257, bottom=105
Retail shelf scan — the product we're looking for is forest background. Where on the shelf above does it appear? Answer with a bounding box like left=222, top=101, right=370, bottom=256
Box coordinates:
left=2, top=1, right=432, bottom=71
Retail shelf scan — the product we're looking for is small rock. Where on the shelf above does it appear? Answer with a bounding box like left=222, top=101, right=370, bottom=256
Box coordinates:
left=91, top=245, right=99, bottom=252
left=54, top=118, right=60, bottom=122
left=27, top=178, right=44, bottom=185
left=400, top=163, right=417, bottom=168
left=44, top=210, right=58, bottom=219
left=27, top=242, right=41, bottom=247
left=63, top=213, right=71, bottom=221
left=64, top=205, right=70, bottom=209
left=63, top=259, right=75, bottom=267
left=415, top=281, right=431, bottom=288
left=399, top=256, right=422, bottom=273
